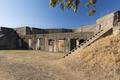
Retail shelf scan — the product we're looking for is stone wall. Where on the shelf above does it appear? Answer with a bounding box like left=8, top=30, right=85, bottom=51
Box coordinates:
left=95, top=11, right=120, bottom=36
left=96, top=12, right=114, bottom=33
left=31, top=28, right=44, bottom=34
left=113, top=22, right=120, bottom=35
left=15, top=27, right=73, bottom=36
left=73, top=24, right=96, bottom=33
left=24, top=32, right=94, bottom=53
left=113, top=11, right=120, bottom=26
left=45, top=29, right=73, bottom=34
left=15, top=26, right=45, bottom=35
left=15, top=26, right=31, bottom=35
left=0, top=27, right=20, bottom=50
left=0, top=10, right=120, bottom=52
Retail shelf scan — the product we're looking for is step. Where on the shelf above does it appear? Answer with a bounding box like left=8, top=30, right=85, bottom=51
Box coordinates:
left=65, top=27, right=112, bottom=57
left=0, top=34, right=5, bottom=38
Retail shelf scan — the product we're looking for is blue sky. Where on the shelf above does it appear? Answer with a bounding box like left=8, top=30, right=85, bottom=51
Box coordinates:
left=0, top=0, right=119, bottom=29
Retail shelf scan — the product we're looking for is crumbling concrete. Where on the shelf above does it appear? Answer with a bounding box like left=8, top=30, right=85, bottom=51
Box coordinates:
left=0, top=10, right=120, bottom=53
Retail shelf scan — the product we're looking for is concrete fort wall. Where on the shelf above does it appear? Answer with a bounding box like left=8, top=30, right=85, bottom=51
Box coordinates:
left=113, top=22, right=120, bottom=35
left=15, top=26, right=44, bottom=35
left=96, top=12, right=114, bottom=33
left=23, top=32, right=94, bottom=53
left=15, top=27, right=31, bottom=35
left=0, top=25, right=100, bottom=52
left=0, top=10, right=120, bottom=52
left=73, top=24, right=96, bottom=33
left=45, top=29, right=73, bottom=34
left=15, top=27, right=73, bottom=36
left=0, top=27, right=20, bottom=49
left=96, top=11, right=120, bottom=33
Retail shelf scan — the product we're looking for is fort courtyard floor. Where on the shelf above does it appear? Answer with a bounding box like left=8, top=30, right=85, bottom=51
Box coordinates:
left=0, top=51, right=79, bottom=80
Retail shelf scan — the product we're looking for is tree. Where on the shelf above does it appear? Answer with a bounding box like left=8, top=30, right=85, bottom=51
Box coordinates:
left=50, top=0, right=96, bottom=16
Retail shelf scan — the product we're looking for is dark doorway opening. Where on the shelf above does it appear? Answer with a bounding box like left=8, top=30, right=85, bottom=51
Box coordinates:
left=70, top=39, right=76, bottom=51
left=79, top=39, right=85, bottom=44
left=48, top=39, right=54, bottom=52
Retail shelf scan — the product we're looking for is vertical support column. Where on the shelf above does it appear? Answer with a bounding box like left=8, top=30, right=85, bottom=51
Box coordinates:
left=52, top=40, right=55, bottom=52
left=76, top=39, right=79, bottom=47
left=41, top=38, right=45, bottom=51
left=56, top=39, right=59, bottom=52
left=65, top=38, right=70, bottom=53
left=36, top=38, right=40, bottom=50
left=18, top=39, right=22, bottom=49
left=45, top=37, right=48, bottom=51
left=38, top=38, right=40, bottom=50
left=28, top=38, right=32, bottom=50
left=54, top=39, right=58, bottom=52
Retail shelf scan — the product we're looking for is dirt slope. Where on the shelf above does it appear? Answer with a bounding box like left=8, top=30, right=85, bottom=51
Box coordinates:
left=62, top=34, right=120, bottom=80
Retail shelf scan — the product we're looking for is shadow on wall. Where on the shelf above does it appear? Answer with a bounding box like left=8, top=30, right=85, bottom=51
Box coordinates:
left=17, top=38, right=30, bottom=50
left=0, top=27, right=29, bottom=50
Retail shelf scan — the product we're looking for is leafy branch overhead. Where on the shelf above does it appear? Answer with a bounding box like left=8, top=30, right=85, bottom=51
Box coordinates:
left=50, top=0, right=97, bottom=16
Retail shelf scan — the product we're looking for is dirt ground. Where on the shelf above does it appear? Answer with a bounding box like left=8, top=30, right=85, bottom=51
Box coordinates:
left=0, top=51, right=80, bottom=80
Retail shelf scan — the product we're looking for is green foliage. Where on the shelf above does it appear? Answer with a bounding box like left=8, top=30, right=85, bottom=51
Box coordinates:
left=50, top=0, right=57, bottom=7
left=50, top=0, right=97, bottom=16
left=88, top=9, right=96, bottom=16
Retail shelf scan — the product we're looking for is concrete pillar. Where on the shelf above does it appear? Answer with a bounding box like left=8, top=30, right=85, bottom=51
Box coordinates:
left=36, top=38, right=40, bottom=50
left=65, top=38, right=70, bottom=53
left=41, top=38, right=45, bottom=51
left=76, top=39, right=79, bottom=47
left=54, top=39, right=58, bottom=52
left=56, top=39, right=59, bottom=52
left=45, top=37, right=48, bottom=51
left=18, top=39, right=22, bottom=49
left=28, top=39, right=32, bottom=49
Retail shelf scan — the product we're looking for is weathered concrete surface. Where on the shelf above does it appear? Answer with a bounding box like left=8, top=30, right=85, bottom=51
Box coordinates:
left=0, top=27, right=20, bottom=50
left=0, top=10, right=120, bottom=53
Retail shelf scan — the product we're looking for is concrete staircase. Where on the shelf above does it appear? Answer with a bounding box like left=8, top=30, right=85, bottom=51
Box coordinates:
left=0, top=34, right=5, bottom=38
left=0, top=31, right=5, bottom=38
left=65, top=27, right=113, bottom=57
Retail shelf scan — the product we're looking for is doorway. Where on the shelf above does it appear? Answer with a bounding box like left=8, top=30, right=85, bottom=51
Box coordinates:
left=70, top=39, right=77, bottom=51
